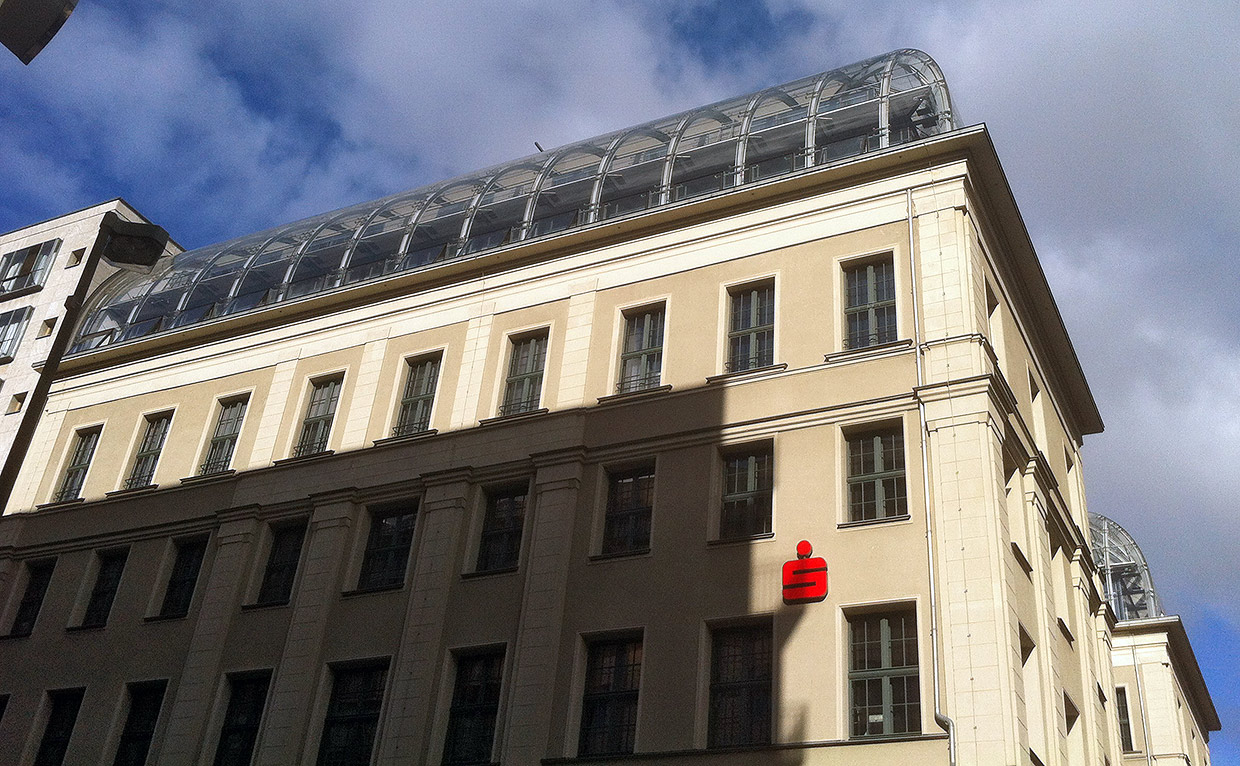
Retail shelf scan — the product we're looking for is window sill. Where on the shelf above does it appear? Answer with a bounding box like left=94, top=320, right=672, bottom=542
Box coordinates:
left=181, top=469, right=236, bottom=485
left=1057, top=617, right=1075, bottom=644
left=705, top=363, right=787, bottom=385
left=36, top=497, right=85, bottom=510
left=373, top=429, right=438, bottom=446
left=105, top=484, right=158, bottom=497
left=273, top=450, right=335, bottom=466
left=707, top=532, right=775, bottom=547
left=1011, top=541, right=1034, bottom=576
left=479, top=409, right=548, bottom=426
left=143, top=612, right=188, bottom=623
left=462, top=566, right=519, bottom=580
left=341, top=583, right=405, bottom=598
left=837, top=514, right=912, bottom=530
left=0, top=632, right=31, bottom=641
left=240, top=599, right=290, bottom=612
left=588, top=548, right=652, bottom=562
left=66, top=623, right=106, bottom=633
left=597, top=385, right=672, bottom=406
left=824, top=338, right=913, bottom=363
left=0, top=284, right=44, bottom=304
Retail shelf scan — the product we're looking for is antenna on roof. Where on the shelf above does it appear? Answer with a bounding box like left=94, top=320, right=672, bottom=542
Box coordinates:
left=534, top=142, right=545, bottom=152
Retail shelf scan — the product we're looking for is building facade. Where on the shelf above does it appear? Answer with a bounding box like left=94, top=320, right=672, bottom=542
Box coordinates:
left=0, top=51, right=1218, bottom=766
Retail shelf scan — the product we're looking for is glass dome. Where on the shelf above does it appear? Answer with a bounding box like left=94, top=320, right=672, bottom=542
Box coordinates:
left=71, top=49, right=955, bottom=354
left=1088, top=512, right=1163, bottom=621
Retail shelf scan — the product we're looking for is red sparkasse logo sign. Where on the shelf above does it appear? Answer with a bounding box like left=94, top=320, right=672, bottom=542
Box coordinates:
left=782, top=540, right=828, bottom=604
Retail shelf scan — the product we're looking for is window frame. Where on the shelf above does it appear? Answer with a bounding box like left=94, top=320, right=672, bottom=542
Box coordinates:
left=80, top=548, right=129, bottom=628
left=1115, top=685, right=1136, bottom=753
left=125, top=410, right=173, bottom=490
left=315, top=660, right=389, bottom=766
left=0, top=306, right=34, bottom=361
left=54, top=426, right=102, bottom=503
left=578, top=634, right=643, bottom=757
left=846, top=607, right=921, bottom=739
left=0, top=238, right=59, bottom=295
left=158, top=537, right=207, bottom=618
left=213, top=671, right=272, bottom=766
left=112, top=680, right=168, bottom=766
left=600, top=463, right=655, bottom=556
left=393, top=353, right=441, bottom=437
left=616, top=305, right=665, bottom=394
left=717, top=443, right=774, bottom=541
left=844, top=424, right=909, bottom=524
left=255, top=522, right=308, bottom=606
left=201, top=395, right=249, bottom=475
left=442, top=648, right=506, bottom=766
left=356, top=503, right=418, bottom=592
left=294, top=375, right=344, bottom=458
left=842, top=253, right=898, bottom=350
left=34, top=687, right=84, bottom=766
left=499, top=330, right=549, bottom=416
left=8, top=558, right=56, bottom=637
left=474, top=483, right=529, bottom=574
left=707, top=620, right=772, bottom=749
left=725, top=279, right=775, bottom=372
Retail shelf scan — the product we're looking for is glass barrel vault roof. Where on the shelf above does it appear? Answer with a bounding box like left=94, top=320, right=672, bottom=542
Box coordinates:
left=1088, top=512, right=1163, bottom=621
left=72, top=49, right=955, bottom=353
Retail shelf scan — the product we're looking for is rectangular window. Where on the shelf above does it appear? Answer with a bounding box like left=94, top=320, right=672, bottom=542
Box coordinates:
left=0, top=306, right=33, bottom=360
left=357, top=504, right=417, bottom=591
left=727, top=282, right=774, bottom=372
left=393, top=355, right=440, bottom=437
left=0, top=239, right=59, bottom=294
left=256, top=523, right=307, bottom=605
left=617, top=307, right=664, bottom=393
left=500, top=332, right=547, bottom=416
left=1116, top=687, right=1135, bottom=752
left=294, top=376, right=342, bottom=457
left=720, top=446, right=773, bottom=540
left=0, top=693, right=7, bottom=725
left=476, top=486, right=526, bottom=573
left=112, top=680, right=167, bottom=766
left=201, top=397, right=248, bottom=475
left=125, top=412, right=172, bottom=489
left=848, top=610, right=920, bottom=738
left=34, top=688, right=84, bottom=766
left=159, top=539, right=206, bottom=618
left=316, top=662, right=387, bottom=766
left=709, top=622, right=772, bottom=748
left=844, top=257, right=897, bottom=349
left=442, top=650, right=505, bottom=765
left=55, top=427, right=101, bottom=502
left=847, top=427, right=908, bottom=522
left=9, top=558, right=55, bottom=637
left=81, top=550, right=128, bottom=628
left=214, top=673, right=271, bottom=766
left=602, top=466, right=653, bottom=555
left=579, top=636, right=642, bottom=756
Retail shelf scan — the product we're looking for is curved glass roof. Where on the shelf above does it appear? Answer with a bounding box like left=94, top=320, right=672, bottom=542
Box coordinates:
left=72, top=49, right=955, bottom=353
left=1089, top=512, right=1163, bottom=621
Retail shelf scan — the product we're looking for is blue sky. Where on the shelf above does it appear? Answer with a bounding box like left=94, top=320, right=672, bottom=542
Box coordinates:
left=3, top=0, right=1238, bottom=758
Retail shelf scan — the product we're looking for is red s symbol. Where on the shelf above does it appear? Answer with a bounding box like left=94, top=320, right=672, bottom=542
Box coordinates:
left=782, top=540, right=828, bottom=604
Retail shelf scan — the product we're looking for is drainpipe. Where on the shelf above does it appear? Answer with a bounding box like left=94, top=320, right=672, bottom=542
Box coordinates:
left=908, top=188, right=956, bottom=765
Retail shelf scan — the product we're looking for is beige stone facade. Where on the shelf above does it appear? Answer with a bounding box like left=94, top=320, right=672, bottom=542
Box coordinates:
left=0, top=124, right=1217, bottom=766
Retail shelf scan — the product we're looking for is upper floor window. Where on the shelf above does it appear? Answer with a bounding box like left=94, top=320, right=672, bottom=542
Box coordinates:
left=8, top=558, right=55, bottom=637
left=256, top=523, right=307, bottom=605
left=81, top=549, right=128, bottom=628
left=316, top=662, right=387, bottom=766
left=112, top=680, right=167, bottom=766
left=848, top=609, right=920, bottom=738
left=443, top=650, right=505, bottom=765
left=846, top=427, right=908, bottom=522
left=201, top=396, right=248, bottom=475
left=603, top=466, right=654, bottom=555
left=0, top=307, right=33, bottom=361
left=34, top=687, right=83, bottom=766
left=476, top=485, right=526, bottom=573
left=158, top=538, right=206, bottom=618
left=0, top=239, right=59, bottom=295
left=214, top=672, right=271, bottom=766
left=54, top=427, right=101, bottom=503
left=1116, top=686, right=1135, bottom=752
left=844, top=256, right=897, bottom=349
left=618, top=306, right=664, bottom=393
left=393, top=354, right=440, bottom=437
left=294, top=376, right=342, bottom=457
left=579, top=636, right=642, bottom=756
left=727, top=281, right=774, bottom=372
left=125, top=411, right=172, bottom=489
left=709, top=621, right=772, bottom=748
left=500, top=332, right=548, bottom=416
left=720, top=445, right=773, bottom=540
left=357, top=504, right=417, bottom=591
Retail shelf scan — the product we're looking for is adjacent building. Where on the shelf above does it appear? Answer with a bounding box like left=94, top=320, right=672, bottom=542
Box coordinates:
left=0, top=50, right=1219, bottom=766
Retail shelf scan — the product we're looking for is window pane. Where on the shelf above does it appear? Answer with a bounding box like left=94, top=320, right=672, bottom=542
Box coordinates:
left=847, top=428, right=907, bottom=522
left=618, top=308, right=664, bottom=393
left=10, top=559, right=55, bottom=637
left=709, top=623, right=771, bottom=748
left=579, top=638, right=642, bottom=756
left=202, top=398, right=248, bottom=474
left=257, top=524, right=307, bottom=604
left=603, top=467, right=654, bottom=554
left=848, top=611, right=920, bottom=738
left=82, top=550, right=128, bottom=627
left=159, top=539, right=206, bottom=618
left=358, top=506, right=417, bottom=590
left=34, top=688, right=84, bottom=766
left=394, top=356, right=440, bottom=436
left=295, top=378, right=342, bottom=457
left=112, top=681, right=167, bottom=766
left=476, top=487, right=526, bottom=572
left=501, top=334, right=547, bottom=415
left=720, top=448, right=773, bottom=539
left=727, top=284, right=774, bottom=371
left=443, top=651, right=504, bottom=765
left=214, top=674, right=271, bottom=766
left=316, top=664, right=387, bottom=766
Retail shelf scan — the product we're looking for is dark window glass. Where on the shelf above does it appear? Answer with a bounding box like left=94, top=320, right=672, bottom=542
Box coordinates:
left=500, top=334, right=547, bottom=416
left=159, top=539, right=206, bottom=618
left=82, top=550, right=128, bottom=628
left=34, top=688, right=84, bottom=766
left=720, top=447, right=773, bottom=539
left=0, top=306, right=33, bottom=359
left=579, top=637, right=642, bottom=756
left=476, top=487, right=526, bottom=573
left=214, top=673, right=271, bottom=766
left=125, top=412, right=172, bottom=489
left=1116, top=686, right=1135, bottom=752
left=357, top=506, right=416, bottom=591
left=0, top=693, right=9, bottom=724
left=0, top=239, right=58, bottom=294
left=847, top=428, right=907, bottom=522
left=393, top=356, right=440, bottom=437
left=201, top=397, right=248, bottom=474
left=709, top=623, right=772, bottom=748
left=55, top=427, right=101, bottom=502
left=617, top=308, right=664, bottom=393
left=315, top=663, right=387, bottom=766
left=294, top=377, right=342, bottom=457
left=603, top=467, right=654, bottom=555
left=112, top=681, right=167, bottom=766
left=9, top=558, right=55, bottom=636
left=256, top=524, right=307, bottom=605
left=844, top=257, right=897, bottom=349
left=442, top=651, right=504, bottom=765
left=848, top=610, right=920, bottom=737
left=727, top=283, right=774, bottom=371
